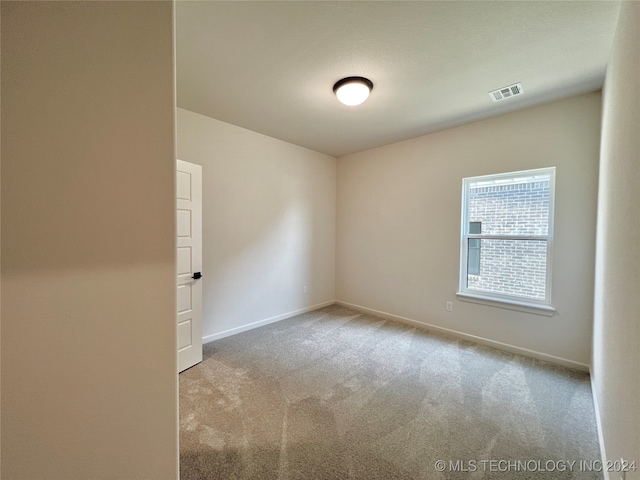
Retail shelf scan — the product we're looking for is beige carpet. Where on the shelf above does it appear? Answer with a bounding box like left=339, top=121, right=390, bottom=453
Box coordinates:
left=180, top=304, right=601, bottom=479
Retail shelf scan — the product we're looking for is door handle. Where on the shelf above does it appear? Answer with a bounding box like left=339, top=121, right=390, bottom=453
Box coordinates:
left=192, top=272, right=202, bottom=280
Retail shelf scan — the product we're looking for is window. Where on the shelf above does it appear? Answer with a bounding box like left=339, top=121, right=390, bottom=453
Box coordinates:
left=467, top=222, right=482, bottom=275
left=457, top=167, right=556, bottom=315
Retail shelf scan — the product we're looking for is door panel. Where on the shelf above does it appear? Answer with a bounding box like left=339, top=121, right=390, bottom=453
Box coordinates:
left=177, top=284, right=191, bottom=313
left=177, top=320, right=192, bottom=351
left=177, top=209, right=191, bottom=237
left=177, top=247, right=192, bottom=276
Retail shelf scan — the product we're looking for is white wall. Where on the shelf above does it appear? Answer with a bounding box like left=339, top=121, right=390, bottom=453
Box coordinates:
left=337, top=93, right=601, bottom=368
left=593, top=2, right=640, bottom=477
left=177, top=108, right=336, bottom=341
left=1, top=3, right=177, bottom=478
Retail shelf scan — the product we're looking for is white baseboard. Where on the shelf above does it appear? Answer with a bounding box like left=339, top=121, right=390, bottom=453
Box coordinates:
left=203, top=298, right=590, bottom=372
left=202, top=300, right=336, bottom=344
left=589, top=370, right=610, bottom=480
left=335, top=300, right=590, bottom=372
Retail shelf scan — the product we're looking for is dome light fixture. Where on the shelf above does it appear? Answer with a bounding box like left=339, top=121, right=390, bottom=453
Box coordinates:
left=333, top=76, right=373, bottom=106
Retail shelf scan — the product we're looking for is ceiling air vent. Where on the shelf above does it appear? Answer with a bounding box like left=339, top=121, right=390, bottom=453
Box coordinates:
left=489, top=83, right=524, bottom=102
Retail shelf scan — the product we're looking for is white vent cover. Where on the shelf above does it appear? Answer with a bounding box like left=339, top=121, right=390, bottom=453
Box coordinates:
left=489, top=83, right=524, bottom=102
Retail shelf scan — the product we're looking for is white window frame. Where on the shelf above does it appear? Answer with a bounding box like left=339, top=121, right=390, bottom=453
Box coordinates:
left=456, top=167, right=556, bottom=316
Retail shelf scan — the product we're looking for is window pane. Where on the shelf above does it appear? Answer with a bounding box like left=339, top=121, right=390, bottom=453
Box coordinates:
left=469, top=221, right=482, bottom=234
left=468, top=174, right=550, bottom=235
left=467, top=239, right=547, bottom=300
left=468, top=239, right=481, bottom=275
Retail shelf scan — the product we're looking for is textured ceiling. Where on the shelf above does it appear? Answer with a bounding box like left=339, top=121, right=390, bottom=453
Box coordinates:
left=176, top=1, right=621, bottom=157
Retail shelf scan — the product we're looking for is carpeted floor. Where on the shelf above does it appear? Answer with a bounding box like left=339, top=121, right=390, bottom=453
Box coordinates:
left=179, top=304, right=602, bottom=479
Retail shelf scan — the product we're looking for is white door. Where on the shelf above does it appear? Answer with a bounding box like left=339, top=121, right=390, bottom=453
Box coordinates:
left=177, top=159, right=203, bottom=372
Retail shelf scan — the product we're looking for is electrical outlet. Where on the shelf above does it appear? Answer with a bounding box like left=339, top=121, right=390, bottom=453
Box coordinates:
left=303, top=285, right=308, bottom=294
left=446, top=301, right=453, bottom=312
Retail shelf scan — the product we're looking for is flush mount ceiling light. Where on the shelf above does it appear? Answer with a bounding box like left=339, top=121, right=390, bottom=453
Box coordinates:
left=333, top=76, right=373, bottom=106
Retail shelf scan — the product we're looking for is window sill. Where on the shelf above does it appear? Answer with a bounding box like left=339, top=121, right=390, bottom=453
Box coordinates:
left=456, top=292, right=556, bottom=317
